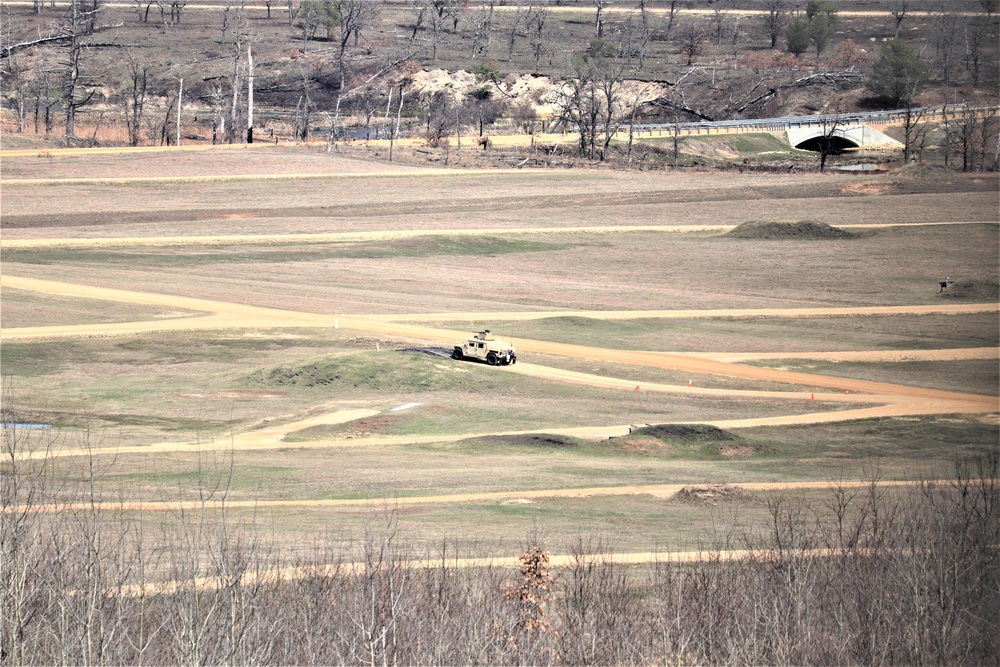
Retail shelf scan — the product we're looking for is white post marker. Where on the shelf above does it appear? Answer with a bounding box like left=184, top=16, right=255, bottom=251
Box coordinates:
left=176, top=78, right=182, bottom=146
left=246, top=45, right=254, bottom=143
left=334, top=318, right=338, bottom=329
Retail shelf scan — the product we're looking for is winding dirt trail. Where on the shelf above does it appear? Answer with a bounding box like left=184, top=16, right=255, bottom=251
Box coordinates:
left=3, top=273, right=996, bottom=462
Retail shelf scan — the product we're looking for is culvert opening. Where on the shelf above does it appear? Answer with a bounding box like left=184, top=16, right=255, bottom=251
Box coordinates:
left=793, top=135, right=860, bottom=154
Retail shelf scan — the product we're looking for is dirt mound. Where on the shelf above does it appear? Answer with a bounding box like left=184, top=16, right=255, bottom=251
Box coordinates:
left=464, top=434, right=580, bottom=449
left=616, top=437, right=670, bottom=456
left=674, top=484, right=752, bottom=503
left=621, top=424, right=770, bottom=459
left=889, top=163, right=958, bottom=180
left=938, top=276, right=999, bottom=300
left=726, top=220, right=853, bottom=239
left=634, top=424, right=739, bottom=441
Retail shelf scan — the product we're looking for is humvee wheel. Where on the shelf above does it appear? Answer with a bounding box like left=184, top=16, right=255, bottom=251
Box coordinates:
left=486, top=352, right=498, bottom=366
left=452, top=348, right=463, bottom=360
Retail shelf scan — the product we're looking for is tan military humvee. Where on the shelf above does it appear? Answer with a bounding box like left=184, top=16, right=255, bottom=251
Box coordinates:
left=452, top=329, right=517, bottom=366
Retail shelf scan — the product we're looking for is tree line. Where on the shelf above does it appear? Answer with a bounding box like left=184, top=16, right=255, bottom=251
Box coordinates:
left=1, top=0, right=997, bottom=166
left=3, top=417, right=998, bottom=665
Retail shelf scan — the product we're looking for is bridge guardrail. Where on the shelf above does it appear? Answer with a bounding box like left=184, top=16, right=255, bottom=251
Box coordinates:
left=628, top=104, right=979, bottom=136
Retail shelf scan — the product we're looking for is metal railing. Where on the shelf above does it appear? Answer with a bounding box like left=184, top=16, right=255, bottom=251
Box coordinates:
left=627, top=104, right=975, bottom=136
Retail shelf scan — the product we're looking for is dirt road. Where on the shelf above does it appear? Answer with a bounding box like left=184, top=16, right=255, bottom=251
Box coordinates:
left=4, top=273, right=996, bottom=461
left=113, top=541, right=915, bottom=598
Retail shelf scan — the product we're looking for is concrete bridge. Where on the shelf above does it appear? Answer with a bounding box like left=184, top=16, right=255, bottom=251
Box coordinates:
left=264, top=104, right=981, bottom=153
left=627, top=104, right=973, bottom=152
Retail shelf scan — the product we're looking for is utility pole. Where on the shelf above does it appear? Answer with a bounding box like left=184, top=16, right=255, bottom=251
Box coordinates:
left=247, top=45, right=254, bottom=143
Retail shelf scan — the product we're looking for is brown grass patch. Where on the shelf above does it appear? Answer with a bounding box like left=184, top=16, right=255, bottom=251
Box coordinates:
left=718, top=445, right=759, bottom=458
left=616, top=437, right=670, bottom=456
left=335, top=414, right=404, bottom=437
left=842, top=180, right=893, bottom=196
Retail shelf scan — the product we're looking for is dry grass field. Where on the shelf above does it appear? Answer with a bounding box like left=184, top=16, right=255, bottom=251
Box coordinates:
left=2, top=144, right=998, bottom=560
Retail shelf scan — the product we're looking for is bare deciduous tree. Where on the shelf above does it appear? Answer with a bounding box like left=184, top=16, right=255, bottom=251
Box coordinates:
left=889, top=0, right=909, bottom=38
left=677, top=20, right=707, bottom=66
left=930, top=8, right=962, bottom=84
left=525, top=3, right=548, bottom=71
left=119, top=48, right=149, bottom=146
left=63, top=0, right=99, bottom=140
left=333, top=0, right=379, bottom=86
left=468, top=0, right=495, bottom=59
left=504, top=0, right=527, bottom=62
left=762, top=0, right=787, bottom=49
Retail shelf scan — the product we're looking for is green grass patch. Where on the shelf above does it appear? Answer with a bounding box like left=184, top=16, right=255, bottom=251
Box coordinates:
left=111, top=464, right=298, bottom=487
left=744, top=415, right=998, bottom=474
left=0, top=288, right=201, bottom=328
left=2, top=236, right=561, bottom=268
left=283, top=404, right=566, bottom=441
left=247, top=350, right=512, bottom=393
left=633, top=132, right=796, bottom=159
left=0, top=341, right=78, bottom=376
left=506, top=316, right=679, bottom=351
left=113, top=332, right=333, bottom=364
left=750, top=358, right=999, bottom=396
left=504, top=314, right=999, bottom=354
left=725, top=133, right=796, bottom=154
left=2, top=331, right=337, bottom=378
left=340, top=235, right=562, bottom=259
